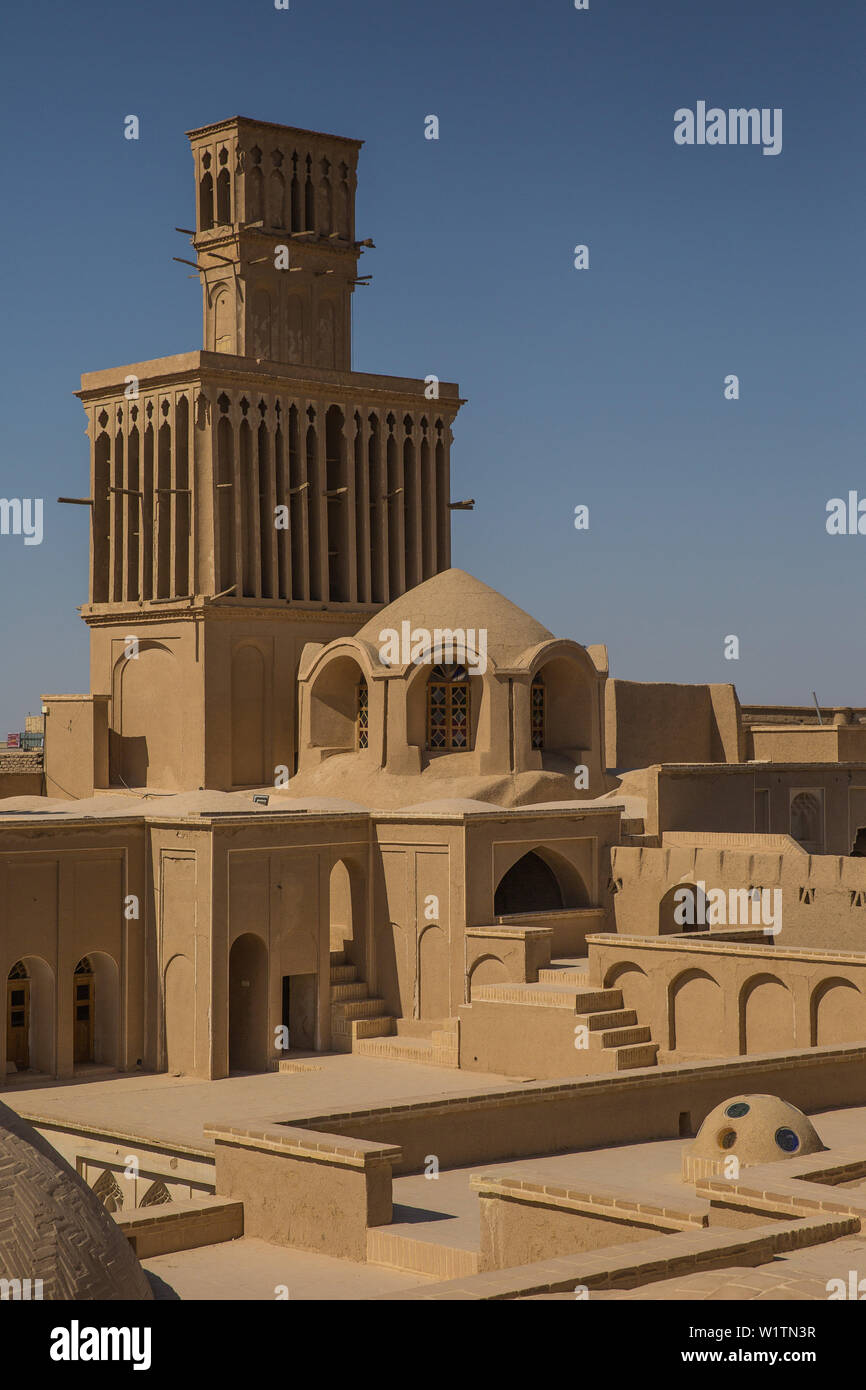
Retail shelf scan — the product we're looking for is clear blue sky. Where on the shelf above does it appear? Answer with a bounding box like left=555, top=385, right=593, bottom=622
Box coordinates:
left=0, top=0, right=863, bottom=732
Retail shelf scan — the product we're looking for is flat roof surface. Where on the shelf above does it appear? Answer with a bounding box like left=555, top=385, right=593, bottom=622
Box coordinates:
left=3, top=1055, right=519, bottom=1151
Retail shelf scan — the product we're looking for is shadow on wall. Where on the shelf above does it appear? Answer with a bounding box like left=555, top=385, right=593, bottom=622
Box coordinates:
left=493, top=847, right=589, bottom=917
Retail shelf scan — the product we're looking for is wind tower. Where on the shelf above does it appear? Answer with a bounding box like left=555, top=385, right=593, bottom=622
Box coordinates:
left=68, top=116, right=463, bottom=792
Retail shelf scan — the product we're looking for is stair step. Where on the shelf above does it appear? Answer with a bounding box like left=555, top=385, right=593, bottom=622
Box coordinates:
left=331, top=981, right=369, bottom=1002
left=537, top=957, right=590, bottom=984
left=331, top=996, right=389, bottom=1020
left=471, top=982, right=623, bottom=1012
left=349, top=1016, right=395, bottom=1040
left=613, top=1042, right=659, bottom=1070
left=367, top=1227, right=478, bottom=1278
left=599, top=1025, right=652, bottom=1048
left=329, top=950, right=347, bottom=966
left=330, top=963, right=358, bottom=983
left=575, top=1009, right=638, bottom=1031
left=355, top=1035, right=458, bottom=1067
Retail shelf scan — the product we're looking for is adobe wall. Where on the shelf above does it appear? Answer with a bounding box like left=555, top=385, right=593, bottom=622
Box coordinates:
left=474, top=1173, right=703, bottom=1270
left=0, top=820, right=147, bottom=1079
left=147, top=823, right=214, bottom=1077
left=651, top=764, right=863, bottom=854
left=88, top=618, right=204, bottom=792
left=42, top=695, right=109, bottom=800
left=206, top=1120, right=398, bottom=1261
left=371, top=808, right=619, bottom=1026
left=588, top=930, right=866, bottom=1062
left=291, top=1042, right=866, bottom=1174
left=202, top=608, right=371, bottom=790
left=0, top=753, right=42, bottom=799
left=209, top=812, right=371, bottom=1077
left=605, top=680, right=741, bottom=771
left=372, top=816, right=463, bottom=1022
left=612, top=840, right=866, bottom=951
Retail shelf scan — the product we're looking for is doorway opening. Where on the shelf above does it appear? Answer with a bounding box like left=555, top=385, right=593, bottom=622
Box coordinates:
left=6, top=961, right=30, bottom=1069
left=281, top=973, right=316, bottom=1052
left=73, top=958, right=94, bottom=1064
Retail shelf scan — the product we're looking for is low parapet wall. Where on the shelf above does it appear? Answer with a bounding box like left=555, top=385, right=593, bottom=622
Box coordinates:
left=287, top=1043, right=866, bottom=1175
left=378, top=1213, right=857, bottom=1300
left=205, top=1120, right=400, bottom=1262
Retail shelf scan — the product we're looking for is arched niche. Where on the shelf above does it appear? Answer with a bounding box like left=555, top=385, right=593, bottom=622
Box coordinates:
left=529, top=655, right=594, bottom=758
left=669, top=968, right=722, bottom=1056
left=659, top=883, right=709, bottom=935
left=493, top=846, right=589, bottom=917
left=164, top=953, right=195, bottom=1074
left=114, top=640, right=178, bottom=789
left=739, top=973, right=795, bottom=1055
left=811, top=977, right=866, bottom=1046
left=468, top=954, right=508, bottom=999
left=309, top=654, right=367, bottom=752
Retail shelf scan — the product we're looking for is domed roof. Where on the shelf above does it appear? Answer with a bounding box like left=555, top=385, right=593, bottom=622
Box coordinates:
left=0, top=1098, right=153, bottom=1300
left=355, top=569, right=554, bottom=667
left=683, top=1094, right=824, bottom=1182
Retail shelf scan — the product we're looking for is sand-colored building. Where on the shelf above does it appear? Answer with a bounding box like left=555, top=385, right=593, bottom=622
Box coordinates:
left=5, top=113, right=866, bottom=1111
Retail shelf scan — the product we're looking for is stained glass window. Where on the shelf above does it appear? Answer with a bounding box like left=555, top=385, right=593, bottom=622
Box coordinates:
left=531, top=677, right=545, bottom=750
left=357, top=679, right=369, bottom=750
left=427, top=664, right=470, bottom=750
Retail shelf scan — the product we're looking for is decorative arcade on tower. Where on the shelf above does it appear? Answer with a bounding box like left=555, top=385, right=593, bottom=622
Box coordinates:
left=57, top=116, right=463, bottom=795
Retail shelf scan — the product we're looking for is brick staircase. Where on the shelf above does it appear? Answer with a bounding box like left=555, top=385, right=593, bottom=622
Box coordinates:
left=472, top=957, right=659, bottom=1071
left=329, top=949, right=395, bottom=1053
left=355, top=1019, right=459, bottom=1068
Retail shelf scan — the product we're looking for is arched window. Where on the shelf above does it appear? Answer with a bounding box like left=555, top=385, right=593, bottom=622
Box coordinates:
left=216, top=167, right=232, bottom=225
left=427, top=664, right=470, bottom=750
left=531, top=676, right=545, bottom=750
left=357, top=678, right=369, bottom=750
left=199, top=171, right=214, bottom=231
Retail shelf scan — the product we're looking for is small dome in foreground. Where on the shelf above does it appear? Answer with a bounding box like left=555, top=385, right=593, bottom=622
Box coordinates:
left=682, top=1094, right=824, bottom=1182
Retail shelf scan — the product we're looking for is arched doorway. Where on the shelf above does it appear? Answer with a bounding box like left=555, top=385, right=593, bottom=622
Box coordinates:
left=229, top=934, right=269, bottom=1073
left=73, top=954, right=120, bottom=1068
left=6, top=957, right=55, bottom=1075
left=328, top=858, right=365, bottom=963
left=6, top=961, right=30, bottom=1069
left=73, top=958, right=95, bottom=1063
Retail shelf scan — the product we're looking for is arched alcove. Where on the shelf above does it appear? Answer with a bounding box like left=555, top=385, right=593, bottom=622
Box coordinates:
left=309, top=655, right=367, bottom=751
left=468, top=954, right=508, bottom=999
left=740, top=974, right=795, bottom=1055
left=493, top=847, right=589, bottom=917
left=811, top=978, right=866, bottom=1046
left=164, top=953, right=195, bottom=1074
left=604, top=962, right=651, bottom=1024
left=115, top=640, right=178, bottom=789
left=328, top=857, right=366, bottom=964
left=530, top=656, right=593, bottom=759
left=419, top=925, right=449, bottom=1019
left=659, top=882, right=709, bottom=935
left=669, top=969, right=722, bottom=1056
